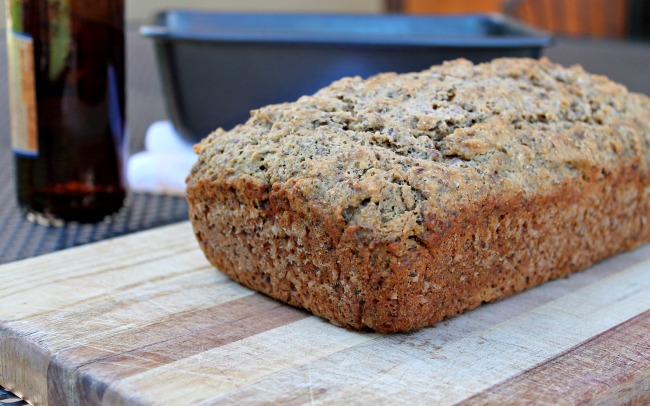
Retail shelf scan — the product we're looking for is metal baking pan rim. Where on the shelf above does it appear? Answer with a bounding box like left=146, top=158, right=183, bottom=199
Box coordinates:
left=139, top=11, right=553, bottom=48
left=140, top=33, right=553, bottom=49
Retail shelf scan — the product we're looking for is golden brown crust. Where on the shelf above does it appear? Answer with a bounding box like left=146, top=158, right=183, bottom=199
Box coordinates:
left=187, top=58, right=650, bottom=333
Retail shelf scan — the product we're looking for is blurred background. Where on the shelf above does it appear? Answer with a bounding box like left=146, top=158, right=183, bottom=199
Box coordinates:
left=137, top=0, right=647, bottom=40
left=140, top=0, right=650, bottom=40
left=393, top=0, right=650, bottom=39
left=129, top=0, right=647, bottom=40
left=1, top=0, right=646, bottom=40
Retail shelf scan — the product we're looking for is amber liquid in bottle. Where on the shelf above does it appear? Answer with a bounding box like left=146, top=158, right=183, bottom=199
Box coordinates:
left=7, top=0, right=126, bottom=225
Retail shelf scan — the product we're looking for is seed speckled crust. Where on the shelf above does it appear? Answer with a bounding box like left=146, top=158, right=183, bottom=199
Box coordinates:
left=187, top=58, right=650, bottom=333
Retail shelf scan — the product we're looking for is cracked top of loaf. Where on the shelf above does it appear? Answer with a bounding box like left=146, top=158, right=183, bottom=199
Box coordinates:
left=189, top=57, right=650, bottom=242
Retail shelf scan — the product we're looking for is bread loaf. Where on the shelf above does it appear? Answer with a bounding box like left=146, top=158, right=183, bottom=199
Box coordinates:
left=186, top=58, right=650, bottom=333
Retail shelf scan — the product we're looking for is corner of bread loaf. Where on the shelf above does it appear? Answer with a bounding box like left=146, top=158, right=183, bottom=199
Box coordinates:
left=187, top=171, right=367, bottom=330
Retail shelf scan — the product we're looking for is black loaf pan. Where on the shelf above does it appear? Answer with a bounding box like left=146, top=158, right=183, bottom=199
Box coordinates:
left=141, top=11, right=552, bottom=143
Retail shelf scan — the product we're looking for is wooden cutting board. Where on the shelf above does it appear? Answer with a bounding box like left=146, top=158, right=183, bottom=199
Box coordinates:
left=1, top=222, right=649, bottom=405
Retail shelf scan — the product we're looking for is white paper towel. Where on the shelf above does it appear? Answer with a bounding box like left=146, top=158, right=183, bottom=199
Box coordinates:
left=127, top=121, right=197, bottom=195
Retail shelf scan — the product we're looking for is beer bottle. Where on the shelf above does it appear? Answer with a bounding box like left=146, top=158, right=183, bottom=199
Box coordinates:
left=6, top=0, right=126, bottom=225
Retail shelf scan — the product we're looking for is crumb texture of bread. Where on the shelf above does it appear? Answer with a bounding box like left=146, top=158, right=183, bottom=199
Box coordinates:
left=187, top=57, right=650, bottom=333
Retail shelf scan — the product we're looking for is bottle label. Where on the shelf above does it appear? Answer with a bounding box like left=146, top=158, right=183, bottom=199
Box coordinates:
left=7, top=29, right=38, bottom=157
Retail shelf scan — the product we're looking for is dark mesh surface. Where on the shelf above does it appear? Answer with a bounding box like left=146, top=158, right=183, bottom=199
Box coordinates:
left=0, top=126, right=189, bottom=265
left=0, top=188, right=189, bottom=265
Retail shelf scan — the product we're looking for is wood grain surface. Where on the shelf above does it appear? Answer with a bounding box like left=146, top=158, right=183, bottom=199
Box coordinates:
left=1, top=222, right=649, bottom=405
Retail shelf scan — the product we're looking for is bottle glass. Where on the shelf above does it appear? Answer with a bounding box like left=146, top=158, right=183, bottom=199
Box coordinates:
left=6, top=0, right=126, bottom=225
